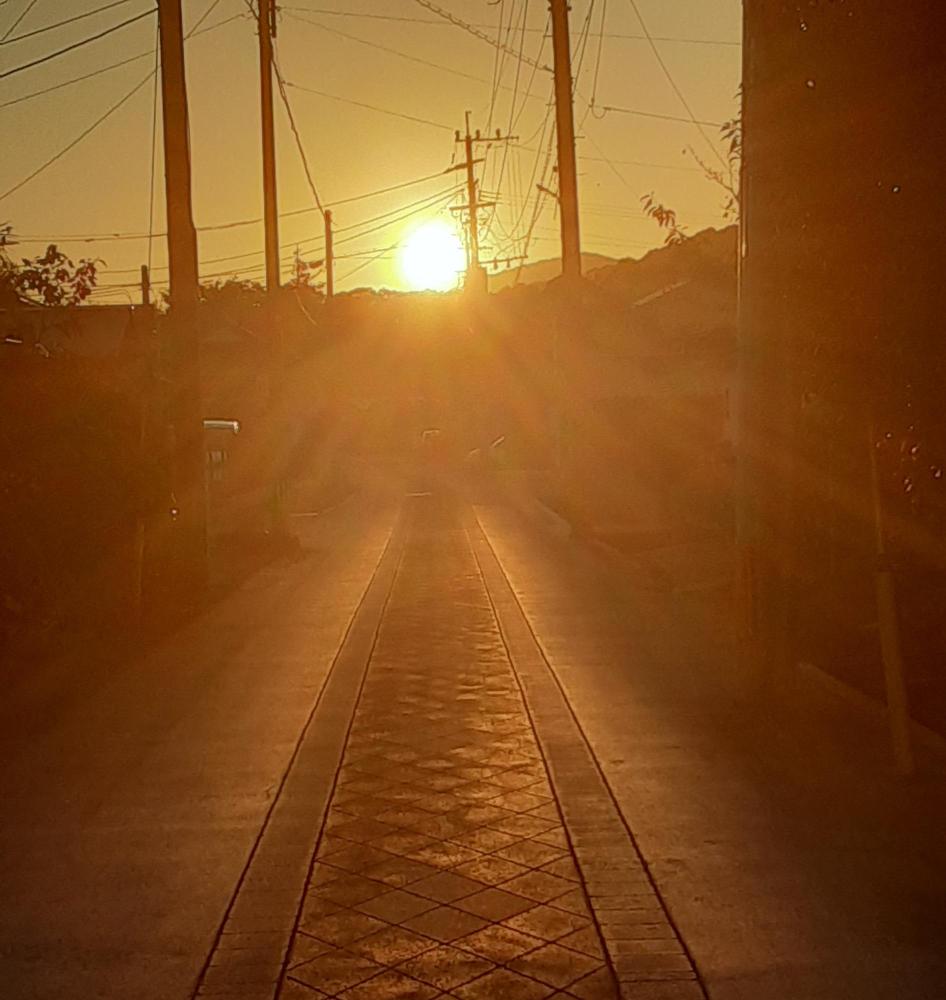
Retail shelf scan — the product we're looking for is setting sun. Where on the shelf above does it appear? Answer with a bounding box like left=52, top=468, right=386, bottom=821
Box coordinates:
left=400, top=221, right=466, bottom=292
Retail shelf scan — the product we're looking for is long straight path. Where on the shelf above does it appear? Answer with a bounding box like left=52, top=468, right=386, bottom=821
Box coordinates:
left=2, top=487, right=945, bottom=1000
left=200, top=494, right=701, bottom=999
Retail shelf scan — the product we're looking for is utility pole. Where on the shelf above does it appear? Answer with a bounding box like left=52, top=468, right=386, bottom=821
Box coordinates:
left=157, top=0, right=206, bottom=594
left=158, top=0, right=199, bottom=307
left=451, top=112, right=514, bottom=294
left=140, top=264, right=151, bottom=307
left=462, top=112, right=482, bottom=278
left=324, top=209, right=335, bottom=298
left=549, top=0, right=582, bottom=281
left=258, top=0, right=280, bottom=290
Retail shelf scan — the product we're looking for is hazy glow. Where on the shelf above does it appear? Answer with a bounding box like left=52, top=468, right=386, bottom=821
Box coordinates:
left=400, top=222, right=465, bottom=291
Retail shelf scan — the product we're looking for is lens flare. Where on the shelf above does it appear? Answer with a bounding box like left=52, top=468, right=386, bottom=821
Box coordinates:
left=400, top=221, right=465, bottom=292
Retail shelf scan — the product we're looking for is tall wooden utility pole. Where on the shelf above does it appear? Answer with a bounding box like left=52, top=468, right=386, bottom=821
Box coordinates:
left=549, top=0, right=582, bottom=281
left=158, top=0, right=199, bottom=307
left=157, top=0, right=206, bottom=593
left=324, top=209, right=335, bottom=297
left=462, top=113, right=482, bottom=278
left=452, top=112, right=513, bottom=294
left=258, top=0, right=280, bottom=290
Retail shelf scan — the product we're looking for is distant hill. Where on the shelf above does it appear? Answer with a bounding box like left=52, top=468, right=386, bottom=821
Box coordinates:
left=487, top=252, right=620, bottom=292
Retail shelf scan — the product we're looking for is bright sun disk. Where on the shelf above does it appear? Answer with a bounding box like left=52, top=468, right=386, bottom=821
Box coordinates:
left=400, top=221, right=465, bottom=291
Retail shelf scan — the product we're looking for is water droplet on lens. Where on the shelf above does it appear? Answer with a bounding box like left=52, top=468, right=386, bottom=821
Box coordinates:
left=892, top=185, right=901, bottom=193
left=933, top=466, right=943, bottom=480
left=806, top=79, right=816, bottom=88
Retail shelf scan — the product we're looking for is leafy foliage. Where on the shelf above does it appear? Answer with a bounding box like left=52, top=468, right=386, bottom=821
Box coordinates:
left=640, top=193, right=689, bottom=246
left=687, top=88, right=742, bottom=222
left=1, top=223, right=100, bottom=306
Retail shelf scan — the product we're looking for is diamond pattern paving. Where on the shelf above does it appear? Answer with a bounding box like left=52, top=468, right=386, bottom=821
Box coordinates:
left=280, top=519, right=618, bottom=999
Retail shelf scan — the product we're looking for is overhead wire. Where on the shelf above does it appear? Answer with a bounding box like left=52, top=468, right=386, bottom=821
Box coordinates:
left=484, top=0, right=514, bottom=137
left=285, top=80, right=453, bottom=132
left=0, top=70, right=154, bottom=202
left=187, top=0, right=224, bottom=35
left=600, top=104, right=721, bottom=127
left=1, top=0, right=239, bottom=211
left=623, top=0, right=727, bottom=167
left=12, top=168, right=459, bottom=244
left=336, top=240, right=400, bottom=285
left=410, top=0, right=551, bottom=73
left=0, top=0, right=39, bottom=41
left=271, top=55, right=326, bottom=216
left=284, top=12, right=490, bottom=89
left=497, top=0, right=597, bottom=267
left=283, top=6, right=739, bottom=46
left=579, top=0, right=608, bottom=127
left=1, top=0, right=138, bottom=45
left=0, top=12, right=247, bottom=110
left=98, top=186, right=462, bottom=281
left=0, top=7, right=157, bottom=80
left=483, top=0, right=531, bottom=243
left=146, top=20, right=159, bottom=276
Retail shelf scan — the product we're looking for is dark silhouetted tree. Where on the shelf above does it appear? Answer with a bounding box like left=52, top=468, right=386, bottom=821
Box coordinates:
left=1, top=224, right=100, bottom=307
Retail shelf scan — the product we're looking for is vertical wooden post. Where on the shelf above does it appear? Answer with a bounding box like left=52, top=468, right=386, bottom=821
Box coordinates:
left=324, top=209, right=334, bottom=298
left=157, top=0, right=206, bottom=595
left=258, top=0, right=280, bottom=291
left=549, top=0, right=582, bottom=282
left=869, top=424, right=915, bottom=774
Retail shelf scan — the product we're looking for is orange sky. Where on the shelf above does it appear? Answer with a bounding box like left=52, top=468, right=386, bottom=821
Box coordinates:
left=0, top=0, right=742, bottom=299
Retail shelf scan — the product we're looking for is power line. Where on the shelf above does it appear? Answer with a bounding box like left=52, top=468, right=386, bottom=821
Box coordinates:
left=580, top=153, right=699, bottom=172
left=0, top=12, right=247, bottom=111
left=331, top=187, right=462, bottom=247
left=0, top=0, right=136, bottom=45
left=0, top=0, right=39, bottom=41
left=284, top=13, right=491, bottom=89
left=146, top=20, right=160, bottom=276
left=623, top=0, right=727, bottom=167
left=485, top=0, right=515, bottom=137
left=484, top=0, right=532, bottom=241
left=336, top=240, right=399, bottom=285
left=599, top=105, right=722, bottom=127
left=12, top=168, right=458, bottom=244
left=286, top=8, right=551, bottom=113
left=286, top=80, right=454, bottom=132
left=271, top=54, right=325, bottom=216
left=0, top=7, right=157, bottom=81
left=587, top=0, right=608, bottom=115
left=1, top=2, right=239, bottom=205
left=102, top=186, right=461, bottom=278
left=410, top=0, right=551, bottom=73
left=99, top=189, right=458, bottom=286
left=282, top=6, right=740, bottom=45
left=0, top=69, right=154, bottom=203
left=187, top=0, right=223, bottom=35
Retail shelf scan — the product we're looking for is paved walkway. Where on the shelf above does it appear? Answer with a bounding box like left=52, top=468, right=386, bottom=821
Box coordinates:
left=8, top=490, right=942, bottom=1000
left=197, top=498, right=700, bottom=1000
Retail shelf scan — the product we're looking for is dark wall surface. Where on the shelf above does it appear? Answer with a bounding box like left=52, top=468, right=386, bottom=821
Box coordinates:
left=741, top=2, right=946, bottom=727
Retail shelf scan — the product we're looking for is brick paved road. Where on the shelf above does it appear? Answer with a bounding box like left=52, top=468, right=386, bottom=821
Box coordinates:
left=281, top=508, right=617, bottom=999
left=195, top=495, right=701, bottom=999
left=5, top=489, right=944, bottom=1000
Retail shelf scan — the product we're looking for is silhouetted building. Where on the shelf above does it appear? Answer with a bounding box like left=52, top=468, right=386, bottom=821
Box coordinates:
left=740, top=3, right=946, bottom=727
